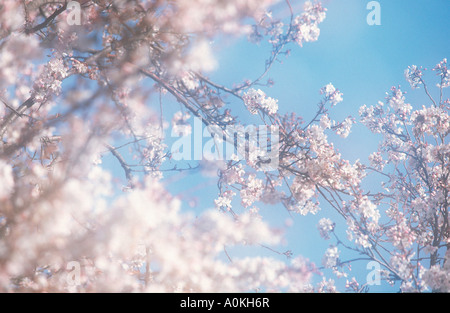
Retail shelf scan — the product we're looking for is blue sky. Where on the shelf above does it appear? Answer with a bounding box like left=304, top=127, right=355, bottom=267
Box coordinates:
left=100, top=0, right=450, bottom=291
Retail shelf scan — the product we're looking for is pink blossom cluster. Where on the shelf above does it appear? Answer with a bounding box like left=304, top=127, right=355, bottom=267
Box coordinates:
left=242, top=88, right=278, bottom=115
left=291, top=1, right=326, bottom=46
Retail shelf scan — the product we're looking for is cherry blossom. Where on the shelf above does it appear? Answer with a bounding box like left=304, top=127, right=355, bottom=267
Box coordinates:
left=317, top=218, right=335, bottom=240
left=405, top=65, right=424, bottom=89
left=0, top=0, right=448, bottom=294
left=320, top=83, right=343, bottom=106
left=243, top=88, right=279, bottom=115
left=322, top=246, right=340, bottom=269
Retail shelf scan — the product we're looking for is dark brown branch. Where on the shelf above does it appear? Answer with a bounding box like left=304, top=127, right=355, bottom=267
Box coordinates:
left=0, top=96, right=36, bottom=140
left=25, top=2, right=68, bottom=34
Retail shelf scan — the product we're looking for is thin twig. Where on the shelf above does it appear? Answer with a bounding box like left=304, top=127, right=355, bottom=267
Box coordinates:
left=105, top=143, right=134, bottom=184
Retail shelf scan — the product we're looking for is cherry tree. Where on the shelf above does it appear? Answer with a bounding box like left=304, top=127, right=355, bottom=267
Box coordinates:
left=0, top=0, right=448, bottom=293
left=355, top=63, right=450, bottom=292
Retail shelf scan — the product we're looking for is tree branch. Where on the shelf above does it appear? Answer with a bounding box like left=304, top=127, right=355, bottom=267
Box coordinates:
left=105, top=143, right=134, bottom=185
